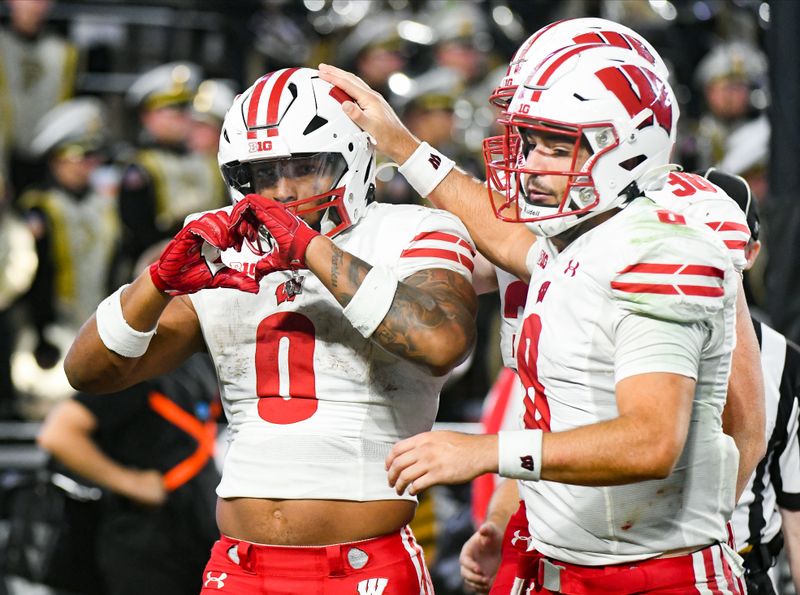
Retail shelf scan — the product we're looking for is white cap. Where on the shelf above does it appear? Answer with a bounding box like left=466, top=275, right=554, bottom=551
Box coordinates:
left=126, top=61, right=202, bottom=110
left=30, top=97, right=107, bottom=158
left=191, top=79, right=237, bottom=125
left=717, top=115, right=769, bottom=176
left=696, top=41, right=766, bottom=87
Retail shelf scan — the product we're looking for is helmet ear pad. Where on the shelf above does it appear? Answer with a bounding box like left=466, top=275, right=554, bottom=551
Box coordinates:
left=217, top=68, right=376, bottom=237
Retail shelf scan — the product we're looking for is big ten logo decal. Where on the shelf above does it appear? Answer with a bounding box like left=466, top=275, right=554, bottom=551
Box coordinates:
left=248, top=140, right=272, bottom=153
left=228, top=261, right=257, bottom=276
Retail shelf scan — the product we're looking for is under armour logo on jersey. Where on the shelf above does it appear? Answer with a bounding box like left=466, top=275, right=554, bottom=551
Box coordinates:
left=510, top=530, right=532, bottom=547
left=428, top=154, right=442, bottom=169
left=564, top=260, right=580, bottom=277
left=204, top=572, right=227, bottom=589
left=537, top=250, right=549, bottom=269
left=536, top=281, right=551, bottom=303
left=520, top=455, right=535, bottom=471
left=357, top=577, right=389, bottom=595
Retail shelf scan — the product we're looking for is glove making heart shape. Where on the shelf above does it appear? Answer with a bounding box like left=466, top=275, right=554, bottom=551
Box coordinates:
left=150, top=195, right=321, bottom=295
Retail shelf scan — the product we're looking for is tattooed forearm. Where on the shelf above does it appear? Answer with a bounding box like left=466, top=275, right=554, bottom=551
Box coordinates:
left=373, top=268, right=477, bottom=372
left=313, top=237, right=476, bottom=374
left=328, top=245, right=370, bottom=304
left=330, top=244, right=345, bottom=290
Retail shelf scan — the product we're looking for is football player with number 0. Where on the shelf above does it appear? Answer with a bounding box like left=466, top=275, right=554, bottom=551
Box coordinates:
left=64, top=67, right=477, bottom=594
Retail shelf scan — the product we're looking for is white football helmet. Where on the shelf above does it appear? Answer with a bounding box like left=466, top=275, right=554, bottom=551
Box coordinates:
left=489, top=18, right=669, bottom=111
left=218, top=67, right=375, bottom=237
left=485, top=44, right=678, bottom=238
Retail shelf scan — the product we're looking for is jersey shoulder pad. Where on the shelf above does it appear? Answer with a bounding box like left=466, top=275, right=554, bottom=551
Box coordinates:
left=364, top=203, right=476, bottom=280
left=649, top=173, right=750, bottom=272
left=604, top=200, right=735, bottom=323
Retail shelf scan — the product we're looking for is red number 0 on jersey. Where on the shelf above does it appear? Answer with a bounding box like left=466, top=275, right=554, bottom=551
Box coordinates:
left=255, top=312, right=318, bottom=424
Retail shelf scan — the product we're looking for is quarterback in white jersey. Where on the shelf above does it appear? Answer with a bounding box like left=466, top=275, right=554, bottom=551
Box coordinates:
left=64, top=68, right=477, bottom=594
left=516, top=195, right=738, bottom=563
left=348, top=42, right=748, bottom=591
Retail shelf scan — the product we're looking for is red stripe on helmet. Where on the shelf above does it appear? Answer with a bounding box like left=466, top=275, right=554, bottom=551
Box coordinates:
left=265, top=67, right=300, bottom=132
left=246, top=73, right=274, bottom=139
left=530, top=43, right=604, bottom=102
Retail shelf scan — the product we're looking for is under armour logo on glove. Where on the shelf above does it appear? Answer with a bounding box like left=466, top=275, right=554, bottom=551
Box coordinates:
left=204, top=572, right=227, bottom=589
left=520, top=455, right=535, bottom=471
left=428, top=154, right=442, bottom=169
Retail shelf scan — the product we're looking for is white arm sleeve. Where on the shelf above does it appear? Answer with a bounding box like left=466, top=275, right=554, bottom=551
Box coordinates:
left=614, top=314, right=707, bottom=383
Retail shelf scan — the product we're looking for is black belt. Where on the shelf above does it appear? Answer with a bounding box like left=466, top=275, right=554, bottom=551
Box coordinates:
left=740, top=531, right=784, bottom=574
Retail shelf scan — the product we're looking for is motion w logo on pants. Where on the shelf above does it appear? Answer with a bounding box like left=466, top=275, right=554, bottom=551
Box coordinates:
left=357, top=577, right=389, bottom=595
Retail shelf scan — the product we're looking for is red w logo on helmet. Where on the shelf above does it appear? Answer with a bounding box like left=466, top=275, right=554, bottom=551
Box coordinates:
left=595, top=64, right=673, bottom=135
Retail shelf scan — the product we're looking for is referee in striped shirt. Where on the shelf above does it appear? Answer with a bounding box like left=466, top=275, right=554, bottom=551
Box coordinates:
left=706, top=169, right=800, bottom=594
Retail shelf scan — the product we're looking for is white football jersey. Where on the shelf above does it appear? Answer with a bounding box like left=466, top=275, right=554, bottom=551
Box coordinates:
left=516, top=197, right=739, bottom=565
left=497, top=171, right=748, bottom=376
left=648, top=170, right=750, bottom=274
left=496, top=241, right=557, bottom=370
left=190, top=202, right=475, bottom=502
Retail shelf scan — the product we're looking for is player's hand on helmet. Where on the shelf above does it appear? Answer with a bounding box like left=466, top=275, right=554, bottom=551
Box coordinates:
left=230, top=194, right=321, bottom=281
left=459, top=522, right=503, bottom=593
left=317, top=64, right=417, bottom=164
left=149, top=210, right=259, bottom=295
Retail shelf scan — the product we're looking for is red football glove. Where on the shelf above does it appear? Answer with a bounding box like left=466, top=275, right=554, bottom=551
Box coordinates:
left=149, top=210, right=259, bottom=295
left=230, top=194, right=320, bottom=281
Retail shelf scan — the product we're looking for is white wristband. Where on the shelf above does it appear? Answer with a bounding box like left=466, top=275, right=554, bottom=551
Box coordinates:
left=96, top=285, right=156, bottom=358
left=343, top=266, right=399, bottom=338
left=397, top=141, right=455, bottom=198
left=498, top=429, right=544, bottom=481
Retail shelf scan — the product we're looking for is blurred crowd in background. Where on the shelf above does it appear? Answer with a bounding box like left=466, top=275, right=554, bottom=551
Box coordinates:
left=0, top=0, right=773, bottom=423
left=0, top=0, right=782, bottom=593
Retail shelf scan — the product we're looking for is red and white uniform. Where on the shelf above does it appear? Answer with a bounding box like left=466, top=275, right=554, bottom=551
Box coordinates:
left=190, top=202, right=475, bottom=503
left=201, top=529, right=433, bottom=595
left=517, top=196, right=739, bottom=565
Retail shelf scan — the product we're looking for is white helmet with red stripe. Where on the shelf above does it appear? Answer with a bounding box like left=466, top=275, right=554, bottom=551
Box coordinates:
left=218, top=67, right=375, bottom=237
left=490, top=18, right=668, bottom=111
left=486, top=44, right=678, bottom=238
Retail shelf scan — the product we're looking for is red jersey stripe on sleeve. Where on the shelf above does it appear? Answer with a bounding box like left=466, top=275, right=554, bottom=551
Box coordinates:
left=706, top=221, right=750, bottom=234
left=724, top=240, right=747, bottom=250
left=619, top=263, right=725, bottom=278
left=611, top=281, right=724, bottom=297
left=409, top=231, right=476, bottom=255
left=400, top=248, right=475, bottom=272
